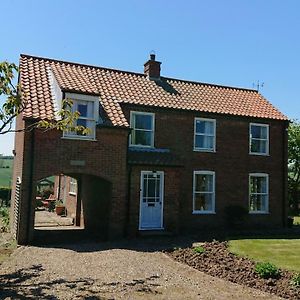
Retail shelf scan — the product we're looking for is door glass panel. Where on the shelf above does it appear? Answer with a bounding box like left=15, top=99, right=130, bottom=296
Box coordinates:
left=147, top=179, right=156, bottom=197
left=156, top=178, right=160, bottom=197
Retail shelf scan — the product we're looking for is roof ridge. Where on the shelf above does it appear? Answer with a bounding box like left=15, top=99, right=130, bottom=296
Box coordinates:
left=20, top=53, right=146, bottom=78
left=20, top=53, right=258, bottom=93
left=162, top=76, right=258, bottom=92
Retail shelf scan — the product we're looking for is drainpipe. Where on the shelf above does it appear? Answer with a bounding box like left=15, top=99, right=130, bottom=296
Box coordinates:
left=282, top=120, right=289, bottom=227
left=26, top=125, right=35, bottom=244
left=125, top=128, right=132, bottom=237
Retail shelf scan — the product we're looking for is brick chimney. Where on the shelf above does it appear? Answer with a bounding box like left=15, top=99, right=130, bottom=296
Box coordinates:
left=144, top=54, right=161, bottom=79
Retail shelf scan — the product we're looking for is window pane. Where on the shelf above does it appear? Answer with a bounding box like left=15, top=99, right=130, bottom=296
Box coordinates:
left=250, top=194, right=267, bottom=211
left=78, top=104, right=88, bottom=117
left=134, top=114, right=153, bottom=130
left=250, top=176, right=267, bottom=193
left=195, top=174, right=213, bottom=192
left=194, top=193, right=213, bottom=211
left=251, top=139, right=267, bottom=153
left=77, top=119, right=87, bottom=127
left=196, top=120, right=214, bottom=134
left=134, top=130, right=152, bottom=146
left=195, top=135, right=214, bottom=150
left=251, top=125, right=267, bottom=139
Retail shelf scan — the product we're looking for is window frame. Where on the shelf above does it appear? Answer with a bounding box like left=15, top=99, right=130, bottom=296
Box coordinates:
left=62, top=93, right=99, bottom=141
left=194, top=118, right=216, bottom=152
left=69, top=177, right=77, bottom=196
left=249, top=123, right=269, bottom=156
left=129, top=111, right=155, bottom=148
left=249, top=173, right=269, bottom=214
left=193, top=170, right=216, bottom=214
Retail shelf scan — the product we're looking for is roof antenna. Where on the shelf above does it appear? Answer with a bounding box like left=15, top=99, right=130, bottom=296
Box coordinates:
left=253, top=80, right=264, bottom=92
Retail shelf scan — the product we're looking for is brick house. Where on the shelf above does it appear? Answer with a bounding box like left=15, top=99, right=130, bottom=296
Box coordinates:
left=10, top=54, right=288, bottom=244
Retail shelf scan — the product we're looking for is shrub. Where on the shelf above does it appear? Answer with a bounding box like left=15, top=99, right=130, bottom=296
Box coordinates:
left=193, top=246, right=205, bottom=254
left=0, top=187, right=11, bottom=202
left=291, top=273, right=300, bottom=288
left=40, top=187, right=54, bottom=200
left=255, top=262, right=280, bottom=279
left=0, top=206, right=10, bottom=232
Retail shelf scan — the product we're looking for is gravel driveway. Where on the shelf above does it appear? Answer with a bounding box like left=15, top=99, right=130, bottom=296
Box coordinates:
left=0, top=239, right=281, bottom=299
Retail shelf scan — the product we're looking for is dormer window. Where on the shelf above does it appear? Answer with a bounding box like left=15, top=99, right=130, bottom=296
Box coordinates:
left=63, top=93, right=99, bottom=140
left=130, top=111, right=155, bottom=147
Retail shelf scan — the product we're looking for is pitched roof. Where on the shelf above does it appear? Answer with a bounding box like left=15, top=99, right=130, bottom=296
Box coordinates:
left=19, top=54, right=287, bottom=125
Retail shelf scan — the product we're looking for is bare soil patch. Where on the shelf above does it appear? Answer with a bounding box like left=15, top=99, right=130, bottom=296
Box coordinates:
left=165, top=241, right=300, bottom=299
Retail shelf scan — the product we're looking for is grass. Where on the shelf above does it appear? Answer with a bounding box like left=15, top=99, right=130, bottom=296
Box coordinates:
left=0, top=158, right=13, bottom=187
left=229, top=239, right=300, bottom=272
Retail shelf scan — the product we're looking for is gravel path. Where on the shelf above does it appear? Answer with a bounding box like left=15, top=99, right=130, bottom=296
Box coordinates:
left=0, top=240, right=281, bottom=299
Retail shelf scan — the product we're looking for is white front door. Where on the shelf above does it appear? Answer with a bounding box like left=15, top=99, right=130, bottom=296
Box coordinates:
left=139, top=171, right=164, bottom=229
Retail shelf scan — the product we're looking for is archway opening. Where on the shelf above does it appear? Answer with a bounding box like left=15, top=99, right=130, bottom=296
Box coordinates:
left=33, top=173, right=112, bottom=242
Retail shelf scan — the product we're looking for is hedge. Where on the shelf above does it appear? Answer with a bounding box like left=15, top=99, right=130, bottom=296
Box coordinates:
left=0, top=187, right=11, bottom=206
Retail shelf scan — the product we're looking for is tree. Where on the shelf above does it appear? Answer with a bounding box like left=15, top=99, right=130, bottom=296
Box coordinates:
left=0, top=61, right=88, bottom=135
left=288, top=120, right=300, bottom=215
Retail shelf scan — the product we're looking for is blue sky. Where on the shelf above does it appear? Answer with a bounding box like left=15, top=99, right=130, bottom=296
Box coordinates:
left=1, top=0, right=299, bottom=155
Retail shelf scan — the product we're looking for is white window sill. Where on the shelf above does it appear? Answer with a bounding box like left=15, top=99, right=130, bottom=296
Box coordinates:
left=194, top=148, right=216, bottom=153
left=249, top=211, right=269, bottom=215
left=61, top=136, right=97, bottom=142
left=69, top=192, right=77, bottom=196
left=129, top=144, right=155, bottom=148
left=249, top=152, right=269, bottom=156
left=192, top=211, right=216, bottom=215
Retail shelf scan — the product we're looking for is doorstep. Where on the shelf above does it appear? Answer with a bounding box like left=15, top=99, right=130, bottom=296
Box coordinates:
left=138, top=229, right=174, bottom=237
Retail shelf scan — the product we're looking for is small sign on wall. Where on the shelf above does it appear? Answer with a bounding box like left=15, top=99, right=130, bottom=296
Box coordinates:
left=70, top=160, right=85, bottom=167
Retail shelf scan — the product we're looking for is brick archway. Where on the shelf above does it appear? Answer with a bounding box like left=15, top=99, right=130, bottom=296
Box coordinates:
left=12, top=126, right=129, bottom=244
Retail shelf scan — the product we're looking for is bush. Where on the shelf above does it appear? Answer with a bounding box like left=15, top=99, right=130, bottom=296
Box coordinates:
left=40, top=187, right=54, bottom=200
left=255, top=262, right=280, bottom=279
left=291, top=273, right=300, bottom=287
left=0, top=206, right=10, bottom=232
left=193, top=246, right=205, bottom=254
left=0, top=187, right=11, bottom=201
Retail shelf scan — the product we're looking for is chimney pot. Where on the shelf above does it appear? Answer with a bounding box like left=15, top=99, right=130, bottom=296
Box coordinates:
left=150, top=53, right=156, bottom=61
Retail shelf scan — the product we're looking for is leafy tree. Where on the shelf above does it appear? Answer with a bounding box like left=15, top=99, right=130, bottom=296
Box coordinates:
left=0, top=61, right=89, bottom=135
left=288, top=120, right=300, bottom=215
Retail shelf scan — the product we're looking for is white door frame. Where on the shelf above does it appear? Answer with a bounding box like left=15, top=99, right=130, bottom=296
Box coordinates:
left=139, top=171, right=164, bottom=230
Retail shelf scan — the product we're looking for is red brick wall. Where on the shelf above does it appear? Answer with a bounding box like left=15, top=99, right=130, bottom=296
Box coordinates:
left=13, top=125, right=129, bottom=243
left=12, top=102, right=288, bottom=244
left=123, top=104, right=288, bottom=232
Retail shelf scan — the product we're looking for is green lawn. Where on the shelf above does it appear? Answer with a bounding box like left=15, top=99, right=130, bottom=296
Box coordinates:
left=229, top=239, right=300, bottom=272
left=0, top=158, right=13, bottom=187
